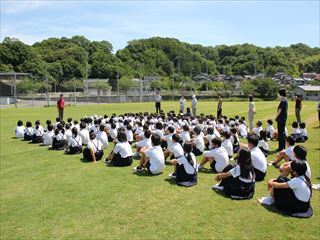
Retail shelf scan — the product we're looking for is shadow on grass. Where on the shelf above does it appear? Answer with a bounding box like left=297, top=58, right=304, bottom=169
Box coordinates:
left=80, top=158, right=92, bottom=163
left=261, top=205, right=291, bottom=217
left=212, top=189, right=229, bottom=199
left=132, top=171, right=162, bottom=177
left=198, top=168, right=214, bottom=174
left=164, top=178, right=177, bottom=185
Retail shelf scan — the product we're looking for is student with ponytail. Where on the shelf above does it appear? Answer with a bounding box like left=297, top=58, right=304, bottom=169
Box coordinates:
left=169, top=142, right=198, bottom=186
left=213, top=148, right=255, bottom=199
left=261, top=160, right=312, bottom=215
left=65, top=127, right=82, bottom=154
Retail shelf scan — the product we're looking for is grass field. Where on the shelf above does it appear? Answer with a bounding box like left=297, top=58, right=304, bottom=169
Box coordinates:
left=0, top=101, right=319, bottom=239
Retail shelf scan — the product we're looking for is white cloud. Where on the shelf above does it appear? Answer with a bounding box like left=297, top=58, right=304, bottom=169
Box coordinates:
left=1, top=0, right=50, bottom=14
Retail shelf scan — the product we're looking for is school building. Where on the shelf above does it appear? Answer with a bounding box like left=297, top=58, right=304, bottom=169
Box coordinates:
left=294, top=85, right=320, bottom=101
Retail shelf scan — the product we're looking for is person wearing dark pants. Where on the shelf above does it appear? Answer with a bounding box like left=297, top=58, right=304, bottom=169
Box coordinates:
left=276, top=89, right=288, bottom=151
left=57, top=94, right=65, bottom=121
left=154, top=92, right=162, bottom=115
left=295, top=94, right=302, bottom=123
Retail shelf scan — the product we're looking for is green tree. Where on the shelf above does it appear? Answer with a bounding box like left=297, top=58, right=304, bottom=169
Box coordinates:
left=95, top=80, right=111, bottom=104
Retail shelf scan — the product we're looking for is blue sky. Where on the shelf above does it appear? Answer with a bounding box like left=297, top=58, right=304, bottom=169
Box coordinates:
left=1, top=0, right=319, bottom=52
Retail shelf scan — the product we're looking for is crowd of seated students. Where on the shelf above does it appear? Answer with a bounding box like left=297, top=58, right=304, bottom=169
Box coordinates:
left=14, top=109, right=313, bottom=217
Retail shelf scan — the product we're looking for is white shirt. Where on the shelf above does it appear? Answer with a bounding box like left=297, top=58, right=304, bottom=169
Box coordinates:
left=180, top=131, right=191, bottom=145
left=192, top=98, right=197, bottom=108
left=125, top=129, right=134, bottom=142
left=145, top=146, right=165, bottom=174
left=239, top=124, right=248, bottom=138
left=177, top=153, right=197, bottom=175
left=284, top=146, right=296, bottom=161
left=136, top=138, right=152, bottom=148
left=54, top=132, right=65, bottom=141
left=248, top=102, right=255, bottom=112
left=222, top=139, right=233, bottom=156
left=287, top=176, right=311, bottom=202
left=153, top=129, right=164, bottom=138
left=292, top=128, right=301, bottom=135
left=15, top=126, right=25, bottom=138
left=229, top=165, right=255, bottom=183
left=253, top=126, right=263, bottom=137
left=79, top=129, right=90, bottom=145
left=194, top=135, right=205, bottom=152
left=43, top=131, right=54, bottom=145
left=68, top=135, right=82, bottom=147
left=206, top=134, right=215, bottom=150
left=96, top=131, right=108, bottom=148
left=203, top=147, right=229, bottom=172
left=171, top=142, right=184, bottom=158
left=155, top=95, right=162, bottom=102
left=300, top=128, right=308, bottom=137
left=109, top=128, right=118, bottom=140
left=24, top=127, right=33, bottom=136
left=65, top=129, right=72, bottom=142
left=250, top=147, right=267, bottom=173
left=266, top=125, right=275, bottom=137
left=33, top=125, right=44, bottom=136
left=180, top=98, right=186, bottom=108
left=258, top=140, right=269, bottom=151
left=113, top=142, right=133, bottom=158
left=87, top=139, right=102, bottom=153
left=165, top=133, right=174, bottom=151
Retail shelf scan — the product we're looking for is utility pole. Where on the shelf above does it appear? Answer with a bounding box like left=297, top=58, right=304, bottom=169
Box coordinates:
left=85, top=51, right=88, bottom=104
left=117, top=70, right=120, bottom=103
left=45, top=75, right=50, bottom=106
left=13, top=72, right=17, bottom=108
left=206, top=62, right=209, bottom=91
left=138, top=63, right=143, bottom=103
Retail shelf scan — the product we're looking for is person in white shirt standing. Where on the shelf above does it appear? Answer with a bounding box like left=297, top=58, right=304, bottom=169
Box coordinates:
left=179, top=95, right=186, bottom=113
left=134, top=134, right=165, bottom=175
left=191, top=95, right=197, bottom=117
left=248, top=95, right=256, bottom=131
left=155, top=92, right=162, bottom=115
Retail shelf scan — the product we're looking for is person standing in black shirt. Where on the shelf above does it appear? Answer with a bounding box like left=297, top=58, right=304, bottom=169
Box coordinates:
left=275, top=89, right=288, bottom=151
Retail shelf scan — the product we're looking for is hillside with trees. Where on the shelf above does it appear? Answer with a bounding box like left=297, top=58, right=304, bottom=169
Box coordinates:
left=1, top=36, right=319, bottom=92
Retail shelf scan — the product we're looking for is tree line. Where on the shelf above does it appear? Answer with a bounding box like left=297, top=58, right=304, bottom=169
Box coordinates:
left=0, top=36, right=319, bottom=94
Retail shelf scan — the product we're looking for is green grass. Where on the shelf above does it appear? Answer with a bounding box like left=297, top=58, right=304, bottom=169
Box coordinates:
left=1, top=101, right=319, bottom=239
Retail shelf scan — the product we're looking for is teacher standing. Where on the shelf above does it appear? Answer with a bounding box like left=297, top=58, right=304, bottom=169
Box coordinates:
left=275, top=89, right=288, bottom=151
left=155, top=92, right=162, bottom=115
left=57, top=94, right=65, bottom=121
left=295, top=94, right=302, bottom=123
left=248, top=95, right=256, bottom=131
left=217, top=95, right=223, bottom=118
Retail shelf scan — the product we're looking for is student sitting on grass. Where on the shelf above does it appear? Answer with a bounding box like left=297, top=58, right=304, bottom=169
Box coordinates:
left=43, top=124, right=54, bottom=146
left=268, top=136, right=296, bottom=167
left=290, top=121, right=301, bottom=141
left=83, top=132, right=104, bottom=162
left=230, top=127, right=240, bottom=153
left=212, top=147, right=255, bottom=199
left=32, top=120, right=44, bottom=143
left=179, top=124, right=191, bottom=146
left=65, top=123, right=72, bottom=143
left=169, top=142, right=198, bottom=185
left=52, top=123, right=66, bottom=150
left=24, top=121, right=33, bottom=141
left=65, top=127, right=82, bottom=154
left=191, top=126, right=205, bottom=156
left=252, top=121, right=263, bottom=137
left=15, top=120, right=25, bottom=138
left=258, top=130, right=269, bottom=157
left=164, top=133, right=184, bottom=161
left=221, top=131, right=233, bottom=158
left=198, top=137, right=229, bottom=173
left=134, top=130, right=152, bottom=157
left=247, top=133, right=267, bottom=182
left=105, top=131, right=133, bottom=167
left=265, top=119, right=276, bottom=139
left=238, top=119, right=248, bottom=138
left=133, top=134, right=165, bottom=174
left=96, top=124, right=109, bottom=149
left=78, top=122, right=90, bottom=146
left=204, top=127, right=216, bottom=150
left=298, top=122, right=308, bottom=142
left=259, top=160, right=312, bottom=216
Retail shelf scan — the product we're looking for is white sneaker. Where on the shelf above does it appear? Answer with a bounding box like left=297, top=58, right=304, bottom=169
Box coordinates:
left=133, top=167, right=143, bottom=172
left=104, top=160, right=111, bottom=164
left=168, top=173, right=176, bottom=179
left=267, top=161, right=274, bottom=166
left=212, top=184, right=224, bottom=191
left=258, top=196, right=274, bottom=205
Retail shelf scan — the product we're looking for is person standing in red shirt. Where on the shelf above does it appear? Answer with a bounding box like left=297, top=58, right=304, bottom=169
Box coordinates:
left=57, top=94, right=65, bottom=121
